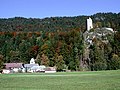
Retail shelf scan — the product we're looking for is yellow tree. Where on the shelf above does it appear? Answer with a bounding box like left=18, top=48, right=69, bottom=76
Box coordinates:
left=41, top=54, right=49, bottom=66
left=56, top=55, right=65, bottom=71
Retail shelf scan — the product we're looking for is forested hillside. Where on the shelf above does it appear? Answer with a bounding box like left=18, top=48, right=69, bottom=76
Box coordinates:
left=0, top=12, right=120, bottom=71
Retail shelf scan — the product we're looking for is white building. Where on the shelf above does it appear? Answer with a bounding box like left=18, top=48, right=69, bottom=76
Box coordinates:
left=30, top=58, right=35, bottom=64
left=87, top=17, right=93, bottom=31
left=102, top=27, right=114, bottom=32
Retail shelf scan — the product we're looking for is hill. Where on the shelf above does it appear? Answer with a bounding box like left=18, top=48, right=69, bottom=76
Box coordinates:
left=0, top=12, right=120, bottom=71
left=0, top=12, right=120, bottom=32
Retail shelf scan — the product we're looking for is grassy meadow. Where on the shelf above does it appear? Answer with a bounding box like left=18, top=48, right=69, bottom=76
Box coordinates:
left=0, top=70, right=120, bottom=90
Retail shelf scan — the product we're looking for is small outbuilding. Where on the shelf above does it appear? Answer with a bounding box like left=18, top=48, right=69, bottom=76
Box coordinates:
left=45, top=67, right=56, bottom=73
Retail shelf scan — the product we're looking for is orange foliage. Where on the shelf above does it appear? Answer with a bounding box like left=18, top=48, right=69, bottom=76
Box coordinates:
left=58, top=32, right=67, bottom=37
left=27, top=32, right=32, bottom=37
left=0, top=32, right=5, bottom=35
left=35, top=32, right=41, bottom=36
left=12, top=32, right=17, bottom=37
left=32, top=45, right=39, bottom=52
left=56, top=41, right=63, bottom=53
left=41, top=44, right=48, bottom=50
left=41, top=54, right=49, bottom=66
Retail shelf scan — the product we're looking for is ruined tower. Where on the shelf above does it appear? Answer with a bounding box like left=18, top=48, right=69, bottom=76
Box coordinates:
left=87, top=17, right=93, bottom=31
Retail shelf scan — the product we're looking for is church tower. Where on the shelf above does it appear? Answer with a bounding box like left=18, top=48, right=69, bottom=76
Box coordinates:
left=30, top=58, right=35, bottom=64
left=87, top=17, right=93, bottom=31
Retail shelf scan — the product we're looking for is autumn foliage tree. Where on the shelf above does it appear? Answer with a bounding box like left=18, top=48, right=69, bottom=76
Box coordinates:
left=40, top=54, right=49, bottom=66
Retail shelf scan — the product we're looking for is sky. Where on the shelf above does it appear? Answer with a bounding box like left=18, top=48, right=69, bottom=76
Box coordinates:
left=0, top=0, right=120, bottom=18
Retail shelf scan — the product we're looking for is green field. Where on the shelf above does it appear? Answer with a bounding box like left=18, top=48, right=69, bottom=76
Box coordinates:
left=0, top=70, right=120, bottom=90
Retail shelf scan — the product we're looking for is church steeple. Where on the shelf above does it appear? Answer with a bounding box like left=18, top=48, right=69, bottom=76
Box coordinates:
left=30, top=58, right=35, bottom=64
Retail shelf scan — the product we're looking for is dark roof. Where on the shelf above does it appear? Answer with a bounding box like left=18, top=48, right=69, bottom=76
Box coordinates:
left=5, top=63, right=23, bottom=69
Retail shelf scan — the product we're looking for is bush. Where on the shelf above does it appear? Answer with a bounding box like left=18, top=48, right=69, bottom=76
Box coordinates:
left=91, top=62, right=107, bottom=71
left=107, top=54, right=120, bottom=70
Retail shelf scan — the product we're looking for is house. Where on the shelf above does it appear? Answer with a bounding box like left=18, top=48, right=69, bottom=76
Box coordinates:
left=45, top=67, right=56, bottom=73
left=4, top=63, right=23, bottom=73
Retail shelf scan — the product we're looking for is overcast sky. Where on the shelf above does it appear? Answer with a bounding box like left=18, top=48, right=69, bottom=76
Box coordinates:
left=0, top=0, right=120, bottom=18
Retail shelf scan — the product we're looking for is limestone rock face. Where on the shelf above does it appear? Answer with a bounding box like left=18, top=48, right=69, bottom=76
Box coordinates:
left=81, top=17, right=114, bottom=70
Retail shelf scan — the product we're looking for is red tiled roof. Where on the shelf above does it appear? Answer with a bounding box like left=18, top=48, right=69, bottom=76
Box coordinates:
left=45, top=67, right=56, bottom=71
left=4, top=63, right=23, bottom=69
